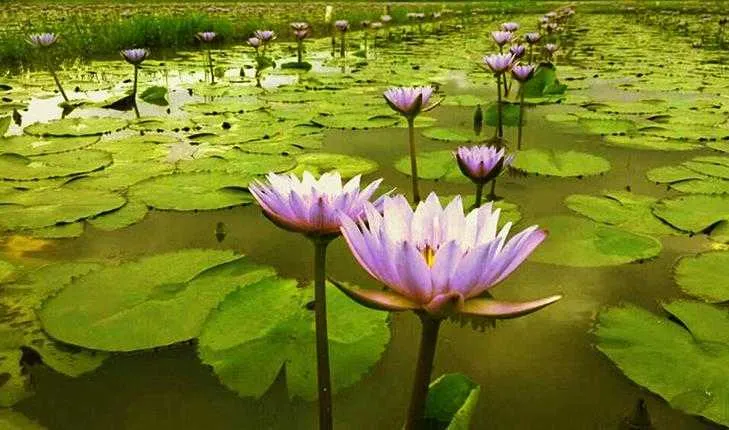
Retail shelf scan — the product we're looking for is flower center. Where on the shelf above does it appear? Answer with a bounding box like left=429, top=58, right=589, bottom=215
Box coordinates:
left=423, top=245, right=436, bottom=268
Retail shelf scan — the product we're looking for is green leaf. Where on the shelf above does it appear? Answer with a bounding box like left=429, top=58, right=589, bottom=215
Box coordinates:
left=87, top=200, right=148, bottom=231
left=394, top=150, right=468, bottom=183
left=0, top=260, right=15, bottom=284
left=522, top=64, right=566, bottom=100
left=0, top=116, right=11, bottom=136
left=130, top=172, right=254, bottom=211
left=311, top=113, right=399, bottom=130
left=424, top=373, right=481, bottom=430
left=140, top=86, right=169, bottom=106
left=531, top=215, right=662, bottom=267
left=291, top=153, right=377, bottom=179
left=602, top=135, right=699, bottom=151
left=674, top=251, right=729, bottom=303
left=0, top=150, right=112, bottom=180
left=0, top=135, right=99, bottom=156
left=512, top=149, right=611, bottom=177
left=652, top=195, right=729, bottom=233
left=596, top=301, right=729, bottom=427
left=421, top=127, right=475, bottom=143
left=24, top=117, right=128, bottom=137
left=0, top=409, right=46, bottom=429
left=483, top=102, right=521, bottom=127
left=578, top=117, right=636, bottom=136
left=39, top=250, right=275, bottom=352
left=565, top=191, right=678, bottom=236
left=198, top=278, right=391, bottom=400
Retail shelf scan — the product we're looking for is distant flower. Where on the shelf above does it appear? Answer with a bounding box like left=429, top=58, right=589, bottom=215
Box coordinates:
left=511, top=63, right=536, bottom=82
left=501, top=22, right=519, bottom=32
left=407, top=12, right=417, bottom=20
left=524, top=32, right=542, bottom=45
left=294, top=29, right=310, bottom=40
left=491, top=30, right=513, bottom=47
left=415, top=13, right=426, bottom=20
left=455, top=146, right=513, bottom=185
left=335, top=20, right=350, bottom=32
left=371, top=22, right=384, bottom=30
left=381, top=14, right=392, bottom=23
left=432, top=12, right=442, bottom=19
left=546, top=11, right=557, bottom=19
left=28, top=32, right=58, bottom=47
left=383, top=86, right=436, bottom=119
left=539, top=16, right=550, bottom=25
left=254, top=30, right=276, bottom=43
left=247, top=37, right=261, bottom=49
left=544, top=43, right=559, bottom=55
left=120, top=48, right=149, bottom=65
left=249, top=171, right=383, bottom=237
left=335, top=193, right=561, bottom=318
left=196, top=32, right=216, bottom=43
left=361, top=20, right=371, bottom=28
left=290, top=22, right=310, bottom=31
left=483, top=53, right=514, bottom=75
left=546, top=22, right=559, bottom=33
left=509, top=44, right=526, bottom=59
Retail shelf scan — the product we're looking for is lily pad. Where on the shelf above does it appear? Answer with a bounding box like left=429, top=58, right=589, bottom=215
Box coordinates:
left=24, top=117, right=128, bottom=137
left=602, top=135, right=700, bottom=151
left=0, top=150, right=112, bottom=181
left=424, top=373, right=481, bottom=430
left=422, top=128, right=475, bottom=143
left=182, top=98, right=265, bottom=115
left=512, top=149, right=611, bottom=177
left=130, top=172, right=254, bottom=211
left=87, top=200, right=148, bottom=231
left=646, top=165, right=706, bottom=184
left=198, top=278, right=390, bottom=400
left=675, top=251, right=729, bottom=303
left=39, top=251, right=275, bottom=352
left=0, top=135, right=99, bottom=156
left=565, top=191, right=678, bottom=236
left=652, top=195, right=729, bottom=233
left=291, top=153, right=377, bottom=179
left=531, top=215, right=662, bottom=267
left=139, top=86, right=169, bottom=106
left=0, top=409, right=46, bottom=429
left=596, top=301, right=729, bottom=428
left=394, top=150, right=467, bottom=183
left=578, top=117, right=636, bottom=136
left=311, top=113, right=399, bottom=130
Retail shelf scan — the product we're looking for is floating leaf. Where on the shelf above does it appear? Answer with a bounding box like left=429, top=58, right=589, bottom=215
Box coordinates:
left=0, top=150, right=112, bottom=180
left=0, top=136, right=99, bottom=156
left=596, top=301, right=729, bottom=428
left=675, top=251, right=729, bottom=303
left=646, top=165, right=705, bottom=184
left=87, top=200, right=148, bottom=231
left=512, top=149, right=611, bottom=177
left=182, top=98, right=265, bottom=115
left=140, top=86, right=169, bottom=106
left=24, top=117, right=128, bottom=137
left=652, top=195, right=729, bottom=233
left=130, top=172, right=254, bottom=211
left=311, top=113, right=399, bottom=130
left=422, top=127, right=475, bottom=143
left=602, top=135, right=699, bottom=151
left=531, top=215, right=661, bottom=267
left=394, top=150, right=467, bottom=183
left=198, top=278, right=390, bottom=400
left=40, top=251, right=274, bottom=352
left=291, top=153, right=377, bottom=179
left=0, top=409, right=46, bottom=429
left=578, top=117, right=636, bottom=136
left=424, top=373, right=481, bottom=430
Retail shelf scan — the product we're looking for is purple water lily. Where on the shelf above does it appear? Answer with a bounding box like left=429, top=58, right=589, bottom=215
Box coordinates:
left=544, top=43, right=559, bottom=61
left=491, top=30, right=513, bottom=47
left=290, top=22, right=309, bottom=31
left=509, top=44, right=526, bottom=59
left=294, top=29, right=310, bottom=40
left=335, top=193, right=561, bottom=429
left=335, top=20, right=350, bottom=32
left=511, top=63, right=536, bottom=82
left=524, top=32, right=542, bottom=45
left=196, top=32, right=216, bottom=43
left=254, top=30, right=276, bottom=43
left=28, top=33, right=58, bottom=47
left=247, top=37, right=261, bottom=49
left=249, top=171, right=383, bottom=237
left=120, top=48, right=149, bottom=65
left=483, top=53, right=514, bottom=74
left=360, top=20, right=371, bottom=28
left=456, top=146, right=513, bottom=185
left=501, top=22, right=519, bottom=32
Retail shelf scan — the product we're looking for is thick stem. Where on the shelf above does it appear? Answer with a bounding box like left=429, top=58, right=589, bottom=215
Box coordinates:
left=313, top=239, right=333, bottom=430
left=488, top=178, right=497, bottom=201
left=297, top=40, right=303, bottom=64
left=528, top=45, right=534, bottom=65
left=363, top=33, right=368, bottom=58
left=517, top=85, right=525, bottom=150
left=207, top=48, right=215, bottom=84
left=404, top=316, right=442, bottom=430
left=47, top=60, right=69, bottom=102
left=340, top=33, right=346, bottom=58
left=407, top=117, right=421, bottom=203
left=331, top=28, right=337, bottom=57
left=132, top=65, right=140, bottom=119
left=474, top=182, right=485, bottom=209
left=496, top=74, right=503, bottom=139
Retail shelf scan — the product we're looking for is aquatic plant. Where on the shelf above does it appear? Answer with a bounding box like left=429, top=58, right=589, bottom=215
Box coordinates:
left=28, top=33, right=68, bottom=102
left=249, top=171, right=384, bottom=430
left=335, top=20, right=349, bottom=58
left=483, top=53, right=515, bottom=142
left=290, top=22, right=310, bottom=64
left=524, top=32, right=542, bottom=63
left=383, top=86, right=440, bottom=203
left=511, top=63, right=536, bottom=149
left=254, top=30, right=276, bottom=56
left=360, top=20, right=371, bottom=58
left=120, top=48, right=149, bottom=118
left=196, top=31, right=217, bottom=84
left=501, top=22, right=519, bottom=32
left=544, top=43, right=559, bottom=62
left=334, top=193, right=561, bottom=430
left=491, top=30, right=513, bottom=48
left=456, top=146, right=513, bottom=206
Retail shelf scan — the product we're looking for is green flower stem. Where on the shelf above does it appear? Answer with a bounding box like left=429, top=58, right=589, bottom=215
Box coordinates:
left=405, top=315, right=442, bottom=430
left=407, top=117, right=421, bottom=203
left=46, top=59, right=69, bottom=102
left=488, top=178, right=498, bottom=201
left=528, top=45, right=534, bottom=64
left=363, top=32, right=368, bottom=58
left=207, top=47, right=215, bottom=85
left=313, top=238, right=333, bottom=430
left=331, top=27, right=336, bottom=57
left=517, top=84, right=526, bottom=150
left=474, top=182, right=485, bottom=209
left=496, top=74, right=503, bottom=140
left=132, top=64, right=140, bottom=119
left=340, top=33, right=346, bottom=58
left=297, top=40, right=303, bottom=64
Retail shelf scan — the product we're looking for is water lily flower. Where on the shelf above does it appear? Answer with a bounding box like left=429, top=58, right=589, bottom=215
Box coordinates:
left=483, top=53, right=514, bottom=75
left=501, top=22, right=519, bottom=32
left=524, top=32, right=542, bottom=45
left=255, top=30, right=276, bottom=44
left=247, top=37, right=261, bottom=49
left=539, top=16, right=550, bottom=25
left=196, top=31, right=216, bottom=43
left=290, top=22, right=310, bottom=31
left=491, top=30, right=513, bottom=47
left=361, top=20, right=371, bottom=28
left=384, top=86, right=440, bottom=203
left=251, top=170, right=383, bottom=430
left=28, top=32, right=58, bottom=47
left=509, top=44, right=526, bottom=59
left=456, top=146, right=513, bottom=205
left=291, top=23, right=310, bottom=63
left=120, top=48, right=149, bottom=65
left=432, top=12, right=442, bottom=19
left=544, top=43, right=559, bottom=60
left=335, top=20, right=350, bottom=32
left=335, top=193, right=561, bottom=429
left=381, top=14, right=392, bottom=23
left=294, top=29, right=310, bottom=40
left=371, top=22, right=383, bottom=30
left=511, top=63, right=535, bottom=82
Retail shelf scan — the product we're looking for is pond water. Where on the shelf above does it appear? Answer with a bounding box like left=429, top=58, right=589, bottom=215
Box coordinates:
left=1, top=8, right=728, bottom=430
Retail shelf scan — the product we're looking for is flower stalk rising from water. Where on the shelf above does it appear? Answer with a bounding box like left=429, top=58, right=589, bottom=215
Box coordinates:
left=335, top=20, right=350, bottom=58
left=249, top=171, right=383, bottom=430
left=28, top=33, right=68, bottom=102
left=456, top=146, right=513, bottom=206
left=483, top=53, right=515, bottom=142
left=120, top=48, right=149, bottom=118
left=334, top=193, right=562, bottom=430
left=291, top=22, right=310, bottom=64
left=196, top=32, right=217, bottom=84
left=511, top=63, right=536, bottom=150
left=384, top=86, right=440, bottom=203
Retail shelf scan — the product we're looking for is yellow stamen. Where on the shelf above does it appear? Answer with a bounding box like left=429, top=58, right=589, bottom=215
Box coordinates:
left=423, top=246, right=436, bottom=268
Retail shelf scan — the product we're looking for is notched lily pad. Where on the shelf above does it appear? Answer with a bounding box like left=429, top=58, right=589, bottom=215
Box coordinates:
left=24, top=117, right=128, bottom=136
left=512, top=149, right=611, bottom=177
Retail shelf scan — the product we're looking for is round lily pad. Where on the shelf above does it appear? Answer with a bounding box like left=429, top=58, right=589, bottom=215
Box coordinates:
left=512, top=149, right=611, bottom=177
left=40, top=251, right=275, bottom=352
left=130, top=172, right=254, bottom=211
left=0, top=135, right=99, bottom=156
left=87, top=200, right=148, bottom=231
left=421, top=127, right=475, bottom=143
left=311, top=113, right=399, bottom=130
left=652, top=195, right=729, bottom=233
left=670, top=178, right=729, bottom=195
left=198, top=278, right=390, bottom=400
left=531, top=215, right=662, bottom=267
left=578, top=117, right=636, bottom=136
left=291, top=153, right=377, bottom=179
left=602, top=135, right=700, bottom=151
left=675, top=251, right=729, bottom=303
left=394, top=150, right=467, bottom=183
left=646, top=165, right=706, bottom=184
left=24, top=117, right=128, bottom=136
left=182, top=98, right=266, bottom=115
left=0, top=150, right=112, bottom=181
